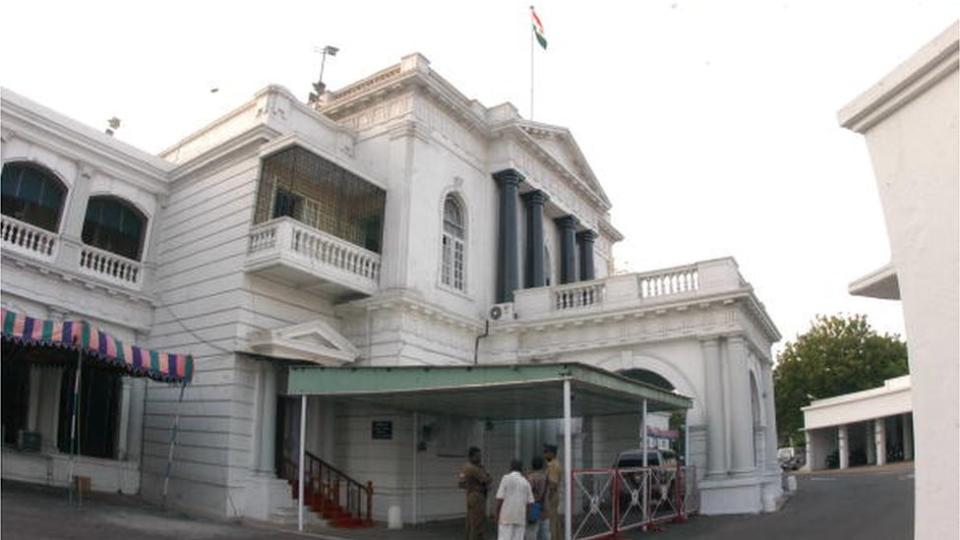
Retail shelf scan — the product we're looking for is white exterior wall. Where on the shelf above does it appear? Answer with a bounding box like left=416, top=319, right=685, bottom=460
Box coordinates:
left=1, top=91, right=166, bottom=497
left=839, top=22, right=959, bottom=540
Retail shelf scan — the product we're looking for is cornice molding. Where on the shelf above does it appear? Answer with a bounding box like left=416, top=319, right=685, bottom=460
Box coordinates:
left=2, top=90, right=172, bottom=191
left=338, top=289, right=486, bottom=333
left=1, top=252, right=155, bottom=309
left=2, top=110, right=170, bottom=195
left=258, top=132, right=386, bottom=192
left=839, top=22, right=959, bottom=133
left=167, top=124, right=279, bottom=183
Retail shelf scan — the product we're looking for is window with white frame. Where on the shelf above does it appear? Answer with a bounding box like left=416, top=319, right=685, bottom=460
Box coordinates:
left=441, top=195, right=465, bottom=291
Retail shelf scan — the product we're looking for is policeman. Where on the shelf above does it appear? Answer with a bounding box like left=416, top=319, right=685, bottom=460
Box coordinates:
left=544, top=444, right=562, bottom=540
left=458, top=446, right=492, bottom=540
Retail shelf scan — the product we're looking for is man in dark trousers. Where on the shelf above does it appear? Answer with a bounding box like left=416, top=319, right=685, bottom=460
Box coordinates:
left=544, top=444, right=562, bottom=540
left=459, top=446, right=492, bottom=539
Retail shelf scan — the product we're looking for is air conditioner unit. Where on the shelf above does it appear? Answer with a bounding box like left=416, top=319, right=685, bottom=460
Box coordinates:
left=489, top=303, right=514, bottom=321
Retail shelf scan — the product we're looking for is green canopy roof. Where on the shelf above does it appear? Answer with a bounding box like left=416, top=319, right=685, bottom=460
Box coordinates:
left=287, top=362, right=691, bottom=420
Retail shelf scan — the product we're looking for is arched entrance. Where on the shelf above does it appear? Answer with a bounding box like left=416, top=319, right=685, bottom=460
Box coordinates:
left=619, top=369, right=685, bottom=461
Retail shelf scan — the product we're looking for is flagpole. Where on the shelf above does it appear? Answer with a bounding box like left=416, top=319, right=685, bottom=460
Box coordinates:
left=530, top=5, right=535, bottom=121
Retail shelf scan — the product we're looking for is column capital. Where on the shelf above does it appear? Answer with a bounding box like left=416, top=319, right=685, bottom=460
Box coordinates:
left=554, top=215, right=579, bottom=230
left=576, top=229, right=598, bottom=242
left=492, top=168, right=525, bottom=187
left=521, top=189, right=549, bottom=206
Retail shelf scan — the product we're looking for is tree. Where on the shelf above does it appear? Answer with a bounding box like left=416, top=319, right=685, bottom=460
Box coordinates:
left=774, top=314, right=908, bottom=447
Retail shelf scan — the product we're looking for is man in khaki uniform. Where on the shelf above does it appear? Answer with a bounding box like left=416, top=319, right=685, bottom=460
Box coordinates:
left=459, top=446, right=492, bottom=540
left=544, top=444, right=562, bottom=540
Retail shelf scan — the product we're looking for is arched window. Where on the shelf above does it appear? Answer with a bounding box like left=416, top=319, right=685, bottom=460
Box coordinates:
left=1, top=162, right=67, bottom=232
left=441, top=195, right=466, bottom=291
left=82, top=196, right=146, bottom=260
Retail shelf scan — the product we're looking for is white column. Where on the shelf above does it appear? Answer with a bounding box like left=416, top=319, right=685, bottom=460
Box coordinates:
left=55, top=164, right=94, bottom=269
left=761, top=363, right=780, bottom=472
left=804, top=431, right=814, bottom=471
left=127, top=378, right=146, bottom=462
left=727, top=337, right=755, bottom=474
left=563, top=379, right=573, bottom=540
left=866, top=422, right=877, bottom=464
left=838, top=425, right=849, bottom=470
left=875, top=418, right=886, bottom=466
left=902, top=414, right=913, bottom=461
left=298, top=394, right=306, bottom=532
left=258, top=363, right=278, bottom=473
left=117, top=378, right=133, bottom=460
left=701, top=338, right=726, bottom=476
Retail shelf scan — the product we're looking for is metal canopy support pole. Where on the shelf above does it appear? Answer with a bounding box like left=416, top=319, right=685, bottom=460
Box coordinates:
left=641, top=399, right=648, bottom=467
left=68, top=346, right=82, bottom=505
left=298, top=394, right=307, bottom=532
left=563, top=379, right=573, bottom=540
left=684, top=410, right=690, bottom=467
left=412, top=411, right=419, bottom=526
left=162, top=382, right=187, bottom=508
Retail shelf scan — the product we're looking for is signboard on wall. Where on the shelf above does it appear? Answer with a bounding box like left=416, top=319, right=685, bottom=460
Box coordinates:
left=372, top=421, right=393, bottom=440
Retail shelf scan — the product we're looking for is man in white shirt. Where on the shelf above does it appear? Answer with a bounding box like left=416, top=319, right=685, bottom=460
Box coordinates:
left=496, top=459, right=535, bottom=540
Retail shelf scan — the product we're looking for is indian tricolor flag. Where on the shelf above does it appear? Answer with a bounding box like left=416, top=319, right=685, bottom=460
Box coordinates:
left=531, top=6, right=547, bottom=50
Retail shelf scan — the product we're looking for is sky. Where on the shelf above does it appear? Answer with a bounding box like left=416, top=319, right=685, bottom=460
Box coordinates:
left=2, top=0, right=956, bottom=356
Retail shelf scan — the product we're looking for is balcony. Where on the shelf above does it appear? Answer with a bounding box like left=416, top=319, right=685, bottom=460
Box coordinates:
left=1, top=215, right=59, bottom=262
left=511, top=258, right=749, bottom=321
left=245, top=217, right=381, bottom=299
left=78, top=244, right=143, bottom=289
left=2, top=215, right=145, bottom=292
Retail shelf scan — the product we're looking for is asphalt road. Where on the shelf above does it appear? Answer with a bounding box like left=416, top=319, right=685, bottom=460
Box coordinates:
left=630, top=464, right=915, bottom=540
left=1, top=464, right=914, bottom=540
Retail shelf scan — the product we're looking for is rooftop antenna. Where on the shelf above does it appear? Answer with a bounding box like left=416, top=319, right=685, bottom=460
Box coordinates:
left=105, top=117, right=121, bottom=136
left=309, top=45, right=339, bottom=106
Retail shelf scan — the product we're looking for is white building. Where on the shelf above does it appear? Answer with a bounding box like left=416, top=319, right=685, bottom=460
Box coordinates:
left=1, top=52, right=782, bottom=523
left=838, top=21, right=958, bottom=540
left=802, top=375, right=913, bottom=471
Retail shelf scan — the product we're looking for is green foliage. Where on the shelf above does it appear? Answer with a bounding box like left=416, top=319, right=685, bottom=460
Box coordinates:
left=774, top=314, right=908, bottom=447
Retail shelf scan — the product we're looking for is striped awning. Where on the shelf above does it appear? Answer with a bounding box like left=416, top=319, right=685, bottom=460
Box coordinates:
left=1, top=308, right=193, bottom=383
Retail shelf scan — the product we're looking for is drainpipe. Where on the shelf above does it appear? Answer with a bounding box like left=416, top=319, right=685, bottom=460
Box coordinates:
left=473, top=320, right=490, bottom=365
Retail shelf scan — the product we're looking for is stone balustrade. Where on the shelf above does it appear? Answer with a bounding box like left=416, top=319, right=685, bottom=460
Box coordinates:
left=637, top=265, right=699, bottom=298
left=1, top=215, right=149, bottom=291
left=511, top=258, right=749, bottom=321
left=78, top=245, right=142, bottom=288
left=246, top=217, right=381, bottom=297
left=553, top=281, right=606, bottom=310
left=1, top=215, right=58, bottom=260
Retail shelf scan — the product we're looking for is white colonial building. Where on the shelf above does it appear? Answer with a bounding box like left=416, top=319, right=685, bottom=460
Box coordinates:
left=1, top=52, right=782, bottom=525
left=802, top=375, right=913, bottom=471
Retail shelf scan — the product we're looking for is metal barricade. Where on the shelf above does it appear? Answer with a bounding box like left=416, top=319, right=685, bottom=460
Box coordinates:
left=615, top=467, right=648, bottom=532
left=679, top=465, right=700, bottom=515
left=571, top=469, right=615, bottom=540
left=648, top=466, right=679, bottom=523
left=572, top=464, right=699, bottom=539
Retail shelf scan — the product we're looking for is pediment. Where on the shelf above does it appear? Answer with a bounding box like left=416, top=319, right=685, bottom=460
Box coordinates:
left=518, top=122, right=611, bottom=208
left=248, top=319, right=359, bottom=366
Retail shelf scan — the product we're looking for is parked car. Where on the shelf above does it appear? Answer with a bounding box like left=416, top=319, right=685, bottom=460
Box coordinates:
left=777, top=447, right=805, bottom=471
left=615, top=448, right=679, bottom=469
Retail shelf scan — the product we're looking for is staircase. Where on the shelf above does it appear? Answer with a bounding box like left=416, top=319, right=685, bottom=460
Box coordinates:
left=280, top=451, right=374, bottom=528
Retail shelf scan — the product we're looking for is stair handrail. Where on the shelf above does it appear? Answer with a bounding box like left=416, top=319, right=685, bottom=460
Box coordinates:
left=281, top=451, right=373, bottom=525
